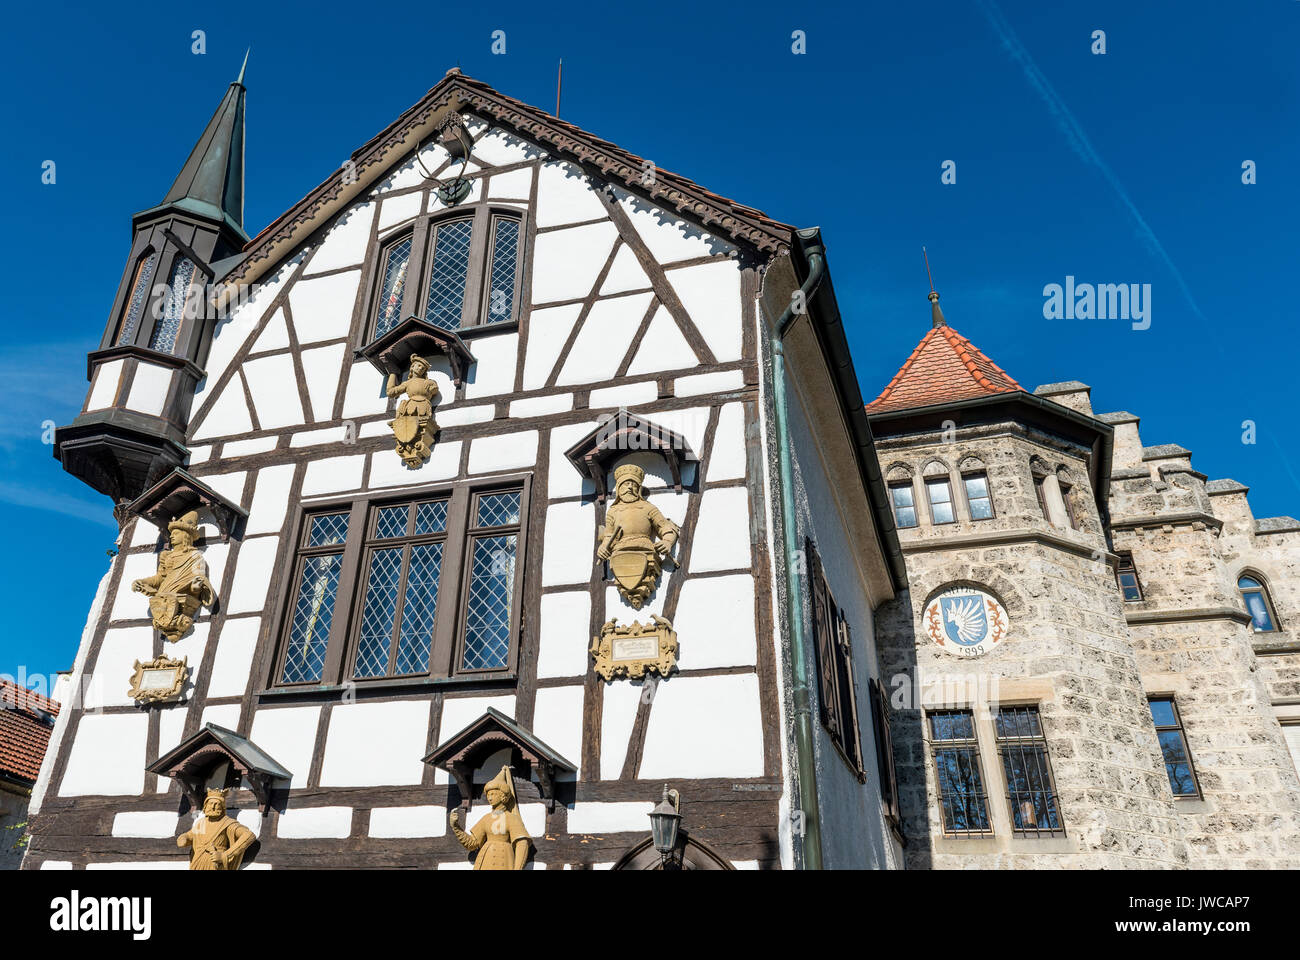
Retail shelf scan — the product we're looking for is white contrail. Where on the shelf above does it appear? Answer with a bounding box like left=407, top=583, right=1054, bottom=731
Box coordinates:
left=974, top=0, right=1206, bottom=322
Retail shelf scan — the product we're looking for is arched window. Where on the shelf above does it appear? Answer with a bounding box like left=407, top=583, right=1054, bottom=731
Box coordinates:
left=116, top=251, right=157, bottom=345
left=1238, top=574, right=1279, bottom=632
left=149, top=256, right=200, bottom=354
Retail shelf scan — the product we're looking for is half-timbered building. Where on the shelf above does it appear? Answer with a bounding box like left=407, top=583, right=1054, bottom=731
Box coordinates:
left=26, top=67, right=906, bottom=870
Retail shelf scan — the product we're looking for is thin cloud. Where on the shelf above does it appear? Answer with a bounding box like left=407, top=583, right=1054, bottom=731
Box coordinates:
left=0, top=480, right=116, bottom=528
left=974, top=0, right=1206, bottom=323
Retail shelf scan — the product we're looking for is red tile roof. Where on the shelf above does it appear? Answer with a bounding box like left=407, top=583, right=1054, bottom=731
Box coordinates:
left=0, top=680, right=59, bottom=786
left=866, top=321, right=1024, bottom=414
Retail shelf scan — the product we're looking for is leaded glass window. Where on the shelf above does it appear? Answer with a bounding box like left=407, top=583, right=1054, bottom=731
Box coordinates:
left=929, top=710, right=992, bottom=835
left=149, top=256, right=199, bottom=354
left=484, top=215, right=520, bottom=324
left=280, top=511, right=350, bottom=684
left=374, top=236, right=412, bottom=337
left=353, top=498, right=450, bottom=679
left=117, top=252, right=157, bottom=345
left=994, top=706, right=1065, bottom=836
left=424, top=218, right=473, bottom=329
left=460, top=490, right=522, bottom=672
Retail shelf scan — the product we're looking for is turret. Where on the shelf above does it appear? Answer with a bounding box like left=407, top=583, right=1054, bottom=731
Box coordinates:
left=55, top=57, right=250, bottom=524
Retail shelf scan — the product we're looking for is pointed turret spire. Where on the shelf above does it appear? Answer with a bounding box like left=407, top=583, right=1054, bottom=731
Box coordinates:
left=139, top=54, right=249, bottom=241
left=922, top=246, right=946, bottom=328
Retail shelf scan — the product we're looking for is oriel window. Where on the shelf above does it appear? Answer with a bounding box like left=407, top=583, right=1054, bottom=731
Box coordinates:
left=1148, top=697, right=1200, bottom=797
left=928, top=710, right=992, bottom=835
left=994, top=705, right=1065, bottom=836
left=149, top=256, right=201, bottom=354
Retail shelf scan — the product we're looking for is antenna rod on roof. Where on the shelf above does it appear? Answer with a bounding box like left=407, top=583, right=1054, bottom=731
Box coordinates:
left=922, top=246, right=936, bottom=295
left=556, top=58, right=563, bottom=117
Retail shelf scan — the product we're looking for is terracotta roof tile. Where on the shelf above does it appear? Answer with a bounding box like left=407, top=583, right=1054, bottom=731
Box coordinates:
left=866, top=322, right=1023, bottom=414
left=0, top=680, right=59, bottom=785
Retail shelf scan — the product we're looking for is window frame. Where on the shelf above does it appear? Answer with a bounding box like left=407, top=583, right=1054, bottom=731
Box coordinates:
left=960, top=470, right=995, bottom=522
left=453, top=485, right=528, bottom=676
left=805, top=538, right=866, bottom=780
left=926, top=708, right=994, bottom=837
left=1058, top=480, right=1080, bottom=530
left=1033, top=473, right=1051, bottom=521
left=992, top=704, right=1066, bottom=838
left=1116, top=552, right=1143, bottom=602
left=888, top=479, right=918, bottom=529
left=1147, top=696, right=1201, bottom=799
left=266, top=475, right=532, bottom=693
left=1237, top=572, right=1281, bottom=633
left=363, top=203, right=528, bottom=344
left=869, top=677, right=901, bottom=828
left=924, top=476, right=956, bottom=526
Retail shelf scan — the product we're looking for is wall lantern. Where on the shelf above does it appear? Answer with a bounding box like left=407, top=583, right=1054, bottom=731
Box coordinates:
left=649, top=785, right=683, bottom=867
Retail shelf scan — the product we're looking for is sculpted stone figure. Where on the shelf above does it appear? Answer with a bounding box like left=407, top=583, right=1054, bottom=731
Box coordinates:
left=386, top=353, right=440, bottom=468
left=132, top=510, right=215, bottom=641
left=177, top=789, right=255, bottom=871
left=597, top=464, right=680, bottom=608
left=448, top=765, right=530, bottom=870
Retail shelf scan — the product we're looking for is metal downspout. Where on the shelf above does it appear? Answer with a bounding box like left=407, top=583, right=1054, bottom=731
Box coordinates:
left=772, top=240, right=825, bottom=869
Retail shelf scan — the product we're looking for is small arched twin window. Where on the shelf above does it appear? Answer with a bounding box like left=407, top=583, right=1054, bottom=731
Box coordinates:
left=1238, top=574, right=1280, bottom=632
left=886, top=458, right=994, bottom=529
left=115, top=250, right=202, bottom=355
left=372, top=208, right=522, bottom=339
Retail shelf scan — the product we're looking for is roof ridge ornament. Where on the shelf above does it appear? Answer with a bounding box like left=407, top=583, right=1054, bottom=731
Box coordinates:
left=923, top=246, right=946, bottom=328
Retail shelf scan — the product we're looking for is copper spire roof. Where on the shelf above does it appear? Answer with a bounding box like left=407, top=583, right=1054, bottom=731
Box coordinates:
left=865, top=293, right=1024, bottom=414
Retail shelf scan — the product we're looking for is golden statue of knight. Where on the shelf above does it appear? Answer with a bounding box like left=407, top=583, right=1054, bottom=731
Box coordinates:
left=597, top=463, right=680, bottom=608
left=132, top=510, right=215, bottom=642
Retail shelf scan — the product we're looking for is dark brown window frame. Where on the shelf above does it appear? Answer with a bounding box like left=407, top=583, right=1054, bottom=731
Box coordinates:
left=361, top=203, right=528, bottom=344
left=869, top=677, right=901, bottom=828
left=1032, top=473, right=1051, bottom=521
left=960, top=469, right=995, bottom=522
left=1058, top=479, right=1080, bottom=530
left=1148, top=695, right=1202, bottom=799
left=1116, top=552, right=1143, bottom=602
left=805, top=538, right=865, bottom=780
left=265, top=475, right=531, bottom=694
left=992, top=703, right=1066, bottom=838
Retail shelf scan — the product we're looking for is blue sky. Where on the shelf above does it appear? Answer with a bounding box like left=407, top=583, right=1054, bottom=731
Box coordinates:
left=3, top=1, right=1298, bottom=684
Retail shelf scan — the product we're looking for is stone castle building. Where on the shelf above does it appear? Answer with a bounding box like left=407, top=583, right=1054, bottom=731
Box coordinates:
left=870, top=293, right=1300, bottom=868
left=21, top=65, right=1300, bottom=870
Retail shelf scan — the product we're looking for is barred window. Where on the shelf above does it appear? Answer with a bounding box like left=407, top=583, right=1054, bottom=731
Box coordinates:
left=274, top=481, right=529, bottom=688
left=889, top=481, right=917, bottom=529
left=806, top=539, right=864, bottom=778
left=1149, top=697, right=1200, bottom=797
left=928, top=710, right=992, bottom=835
left=994, top=705, right=1065, bottom=837
left=368, top=206, right=525, bottom=340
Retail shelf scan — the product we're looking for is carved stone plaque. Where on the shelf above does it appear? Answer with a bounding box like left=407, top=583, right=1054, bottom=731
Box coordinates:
left=128, top=655, right=189, bottom=705
left=591, top=617, right=678, bottom=681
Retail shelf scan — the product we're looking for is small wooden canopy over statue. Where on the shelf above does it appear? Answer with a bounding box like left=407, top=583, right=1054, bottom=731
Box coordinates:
left=563, top=408, right=697, bottom=502
left=147, top=722, right=292, bottom=816
left=423, top=706, right=577, bottom=813
left=129, top=467, right=249, bottom=543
